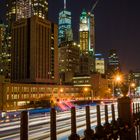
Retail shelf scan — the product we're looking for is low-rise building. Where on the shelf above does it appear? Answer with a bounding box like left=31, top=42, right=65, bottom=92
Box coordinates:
left=0, top=82, right=82, bottom=111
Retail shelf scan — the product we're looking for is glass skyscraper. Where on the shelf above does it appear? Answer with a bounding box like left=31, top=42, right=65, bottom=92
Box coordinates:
left=58, top=0, right=73, bottom=45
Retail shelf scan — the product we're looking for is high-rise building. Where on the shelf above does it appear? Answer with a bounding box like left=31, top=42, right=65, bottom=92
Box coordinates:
left=0, top=0, right=49, bottom=79
left=59, top=41, right=80, bottom=83
left=11, top=16, right=58, bottom=84
left=58, top=0, right=73, bottom=45
left=31, top=0, right=48, bottom=19
left=107, top=49, right=120, bottom=76
left=6, top=0, right=48, bottom=23
left=79, top=10, right=95, bottom=55
left=95, top=53, right=105, bottom=74
left=16, top=0, right=32, bottom=20
left=0, top=21, right=10, bottom=79
left=79, top=9, right=89, bottom=53
left=0, top=22, right=5, bottom=75
left=88, top=13, right=95, bottom=55
left=79, top=10, right=95, bottom=75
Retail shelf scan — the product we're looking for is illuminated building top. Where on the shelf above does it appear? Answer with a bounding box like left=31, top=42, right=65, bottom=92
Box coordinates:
left=58, top=0, right=73, bottom=45
left=79, top=9, right=88, bottom=31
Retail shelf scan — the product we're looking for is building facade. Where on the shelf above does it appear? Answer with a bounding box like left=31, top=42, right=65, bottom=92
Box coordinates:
left=58, top=0, right=73, bottom=45
left=0, top=82, right=82, bottom=111
left=59, top=41, right=80, bottom=84
left=79, top=10, right=95, bottom=55
left=79, top=10, right=89, bottom=53
left=11, top=16, right=58, bottom=84
left=95, top=53, right=105, bottom=74
left=107, top=49, right=120, bottom=77
left=0, top=0, right=49, bottom=79
left=72, top=73, right=109, bottom=98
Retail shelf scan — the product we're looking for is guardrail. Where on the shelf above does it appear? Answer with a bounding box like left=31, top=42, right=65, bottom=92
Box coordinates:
left=20, top=96, right=140, bottom=140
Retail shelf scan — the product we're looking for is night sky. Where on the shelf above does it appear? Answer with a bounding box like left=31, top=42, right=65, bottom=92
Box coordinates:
left=48, top=0, right=140, bottom=73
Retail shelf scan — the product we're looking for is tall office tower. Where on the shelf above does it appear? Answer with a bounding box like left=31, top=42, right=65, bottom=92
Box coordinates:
left=79, top=10, right=96, bottom=55
left=107, top=49, right=120, bottom=76
left=3, top=0, right=48, bottom=79
left=11, top=16, right=58, bottom=84
left=88, top=13, right=95, bottom=55
left=32, top=0, right=48, bottom=19
left=0, top=21, right=10, bottom=79
left=58, top=0, right=73, bottom=45
left=16, top=0, right=32, bottom=20
left=79, top=9, right=89, bottom=53
left=79, top=10, right=95, bottom=75
left=0, top=22, right=5, bottom=75
left=59, top=41, right=80, bottom=83
left=95, top=53, right=105, bottom=74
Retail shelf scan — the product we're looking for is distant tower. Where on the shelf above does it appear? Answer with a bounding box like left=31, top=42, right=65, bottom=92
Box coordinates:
left=88, top=13, right=95, bottom=55
left=107, top=49, right=120, bottom=76
left=16, top=0, right=32, bottom=20
left=95, top=53, right=105, bottom=74
left=58, top=0, right=73, bottom=45
left=79, top=9, right=89, bottom=53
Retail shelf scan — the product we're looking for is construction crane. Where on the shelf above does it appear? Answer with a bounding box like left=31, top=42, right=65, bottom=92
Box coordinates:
left=90, top=0, right=99, bottom=14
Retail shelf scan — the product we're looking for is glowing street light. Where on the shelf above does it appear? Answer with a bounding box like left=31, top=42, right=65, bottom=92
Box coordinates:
left=60, top=88, right=64, bottom=93
left=84, top=87, right=89, bottom=92
left=128, top=82, right=136, bottom=97
left=112, top=74, right=123, bottom=98
left=115, top=75, right=122, bottom=82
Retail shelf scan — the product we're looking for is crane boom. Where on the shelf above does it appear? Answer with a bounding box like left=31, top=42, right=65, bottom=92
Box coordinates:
left=90, top=0, right=99, bottom=13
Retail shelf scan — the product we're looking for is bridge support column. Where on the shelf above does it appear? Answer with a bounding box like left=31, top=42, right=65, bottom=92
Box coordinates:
left=50, top=108, right=57, bottom=140
left=69, top=107, right=80, bottom=140
left=20, top=111, right=29, bottom=140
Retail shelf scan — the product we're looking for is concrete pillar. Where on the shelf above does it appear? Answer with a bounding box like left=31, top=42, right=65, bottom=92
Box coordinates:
left=84, top=106, right=94, bottom=139
left=96, top=105, right=101, bottom=126
left=95, top=105, right=105, bottom=139
left=111, top=104, right=115, bottom=122
left=20, top=111, right=29, bottom=140
left=69, top=107, right=80, bottom=140
left=50, top=108, right=57, bottom=140
left=105, top=105, right=109, bottom=124
left=118, top=96, right=133, bottom=125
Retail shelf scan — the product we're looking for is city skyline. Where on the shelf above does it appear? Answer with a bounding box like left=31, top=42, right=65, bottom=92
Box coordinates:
left=48, top=0, right=140, bottom=72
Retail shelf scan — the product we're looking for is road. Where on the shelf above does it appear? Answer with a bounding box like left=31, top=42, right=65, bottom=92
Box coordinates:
left=0, top=103, right=118, bottom=140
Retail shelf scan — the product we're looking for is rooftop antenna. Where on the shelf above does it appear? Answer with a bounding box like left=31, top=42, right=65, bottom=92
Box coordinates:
left=90, top=0, right=99, bottom=13
left=64, top=0, right=66, bottom=9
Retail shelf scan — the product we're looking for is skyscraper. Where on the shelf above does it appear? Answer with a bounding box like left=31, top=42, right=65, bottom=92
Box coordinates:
left=58, top=0, right=73, bottom=45
left=107, top=49, right=120, bottom=76
left=11, top=16, right=58, bottom=84
left=79, top=9, right=89, bottom=53
left=0, top=0, right=49, bottom=79
left=79, top=9, right=96, bottom=55
left=32, top=0, right=48, bottom=19
left=95, top=53, right=105, bottom=74
left=16, top=0, right=32, bottom=20
left=79, top=10, right=96, bottom=75
left=59, top=41, right=80, bottom=83
left=0, top=21, right=5, bottom=75
left=88, top=13, right=95, bottom=55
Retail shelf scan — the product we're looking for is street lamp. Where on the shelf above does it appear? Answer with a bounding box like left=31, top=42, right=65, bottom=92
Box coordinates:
left=83, top=87, right=89, bottom=100
left=128, top=82, right=136, bottom=97
left=112, top=74, right=122, bottom=98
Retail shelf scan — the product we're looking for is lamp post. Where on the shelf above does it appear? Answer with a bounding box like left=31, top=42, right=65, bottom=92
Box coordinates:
left=83, top=87, right=89, bottom=100
left=128, top=82, right=135, bottom=97
left=112, top=74, right=122, bottom=98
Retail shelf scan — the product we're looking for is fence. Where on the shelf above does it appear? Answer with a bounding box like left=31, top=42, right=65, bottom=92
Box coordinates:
left=20, top=96, right=140, bottom=140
